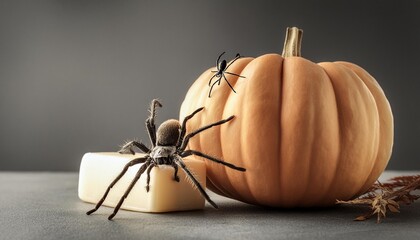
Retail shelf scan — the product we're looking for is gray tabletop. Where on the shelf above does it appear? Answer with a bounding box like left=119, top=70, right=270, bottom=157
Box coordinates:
left=1, top=171, right=419, bottom=240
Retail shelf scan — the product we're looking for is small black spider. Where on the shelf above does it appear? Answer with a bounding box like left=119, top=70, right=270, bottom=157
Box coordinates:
left=86, top=99, right=246, bottom=220
left=208, top=52, right=246, bottom=98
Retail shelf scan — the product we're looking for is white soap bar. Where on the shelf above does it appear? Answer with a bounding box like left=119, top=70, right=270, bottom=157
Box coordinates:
left=78, top=152, right=206, bottom=213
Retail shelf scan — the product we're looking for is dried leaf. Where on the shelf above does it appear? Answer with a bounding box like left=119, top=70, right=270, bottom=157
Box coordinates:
left=354, top=215, right=367, bottom=221
left=399, top=195, right=411, bottom=204
left=387, top=199, right=399, bottom=208
left=372, top=198, right=379, bottom=207
left=388, top=204, right=400, bottom=213
left=336, top=175, right=420, bottom=223
left=380, top=208, right=386, bottom=217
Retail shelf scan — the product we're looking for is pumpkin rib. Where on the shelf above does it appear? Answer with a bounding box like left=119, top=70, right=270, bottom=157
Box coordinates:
left=280, top=58, right=341, bottom=206
left=335, top=63, right=381, bottom=197
left=279, top=57, right=314, bottom=206
left=181, top=70, right=230, bottom=195
left=233, top=59, right=261, bottom=203
left=292, top=60, right=341, bottom=206
left=336, top=62, right=393, bottom=194
left=317, top=63, right=356, bottom=203
left=237, top=54, right=283, bottom=206
left=319, top=62, right=380, bottom=201
left=264, top=54, right=284, bottom=206
left=220, top=58, right=253, bottom=201
left=201, top=67, right=236, bottom=199
left=240, top=54, right=284, bottom=206
left=313, top=68, right=342, bottom=206
left=199, top=57, right=255, bottom=201
left=316, top=62, right=342, bottom=205
left=276, top=56, right=285, bottom=206
left=238, top=58, right=264, bottom=204
left=237, top=56, right=272, bottom=205
left=185, top=68, right=234, bottom=198
left=237, top=69, right=259, bottom=204
left=296, top=58, right=329, bottom=206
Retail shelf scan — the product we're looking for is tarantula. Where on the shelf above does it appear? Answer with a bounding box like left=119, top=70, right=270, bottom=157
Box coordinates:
left=208, top=52, right=246, bottom=98
left=86, top=99, right=246, bottom=220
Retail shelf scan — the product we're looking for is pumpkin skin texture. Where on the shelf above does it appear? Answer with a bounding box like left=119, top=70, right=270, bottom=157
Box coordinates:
left=179, top=28, right=393, bottom=207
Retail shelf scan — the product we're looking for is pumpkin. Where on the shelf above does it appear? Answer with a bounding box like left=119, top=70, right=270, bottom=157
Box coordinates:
left=179, top=27, right=393, bottom=207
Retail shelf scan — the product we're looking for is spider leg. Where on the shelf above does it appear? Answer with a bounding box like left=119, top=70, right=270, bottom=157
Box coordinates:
left=118, top=140, right=150, bottom=154
left=225, top=71, right=246, bottom=78
left=181, top=150, right=245, bottom=171
left=145, top=163, right=156, bottom=192
left=208, top=73, right=218, bottom=87
left=216, top=52, right=225, bottom=69
left=146, top=99, right=162, bottom=148
left=174, top=156, right=218, bottom=209
left=172, top=163, right=180, bottom=182
left=179, top=115, right=234, bottom=151
left=208, top=76, right=222, bottom=98
left=86, top=157, right=147, bottom=216
left=222, top=74, right=237, bottom=93
left=225, top=53, right=241, bottom=69
left=108, top=159, right=151, bottom=220
left=177, top=106, right=204, bottom=148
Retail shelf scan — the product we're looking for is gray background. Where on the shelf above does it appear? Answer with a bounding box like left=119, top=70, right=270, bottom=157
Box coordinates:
left=0, top=0, right=419, bottom=171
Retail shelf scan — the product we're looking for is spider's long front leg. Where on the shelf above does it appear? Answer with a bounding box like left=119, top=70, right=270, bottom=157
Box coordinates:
left=225, top=53, right=241, bottom=69
left=216, top=52, right=225, bottom=67
left=108, top=160, right=151, bottom=220
left=225, top=71, right=246, bottom=78
left=86, top=157, right=147, bottom=215
left=179, top=115, right=234, bottom=152
left=119, top=140, right=150, bottom=155
left=181, top=150, right=245, bottom=171
left=222, top=74, right=236, bottom=93
left=146, top=99, right=162, bottom=148
left=174, top=156, right=218, bottom=209
left=177, top=106, right=204, bottom=149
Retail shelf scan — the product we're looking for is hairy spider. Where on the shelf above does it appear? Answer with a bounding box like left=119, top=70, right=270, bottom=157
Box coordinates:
left=86, top=99, right=246, bottom=220
left=208, top=52, right=246, bottom=98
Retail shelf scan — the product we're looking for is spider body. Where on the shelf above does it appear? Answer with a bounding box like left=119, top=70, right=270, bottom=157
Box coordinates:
left=150, top=145, right=177, bottom=165
left=217, top=59, right=227, bottom=75
left=86, top=99, right=245, bottom=220
left=208, top=52, right=246, bottom=97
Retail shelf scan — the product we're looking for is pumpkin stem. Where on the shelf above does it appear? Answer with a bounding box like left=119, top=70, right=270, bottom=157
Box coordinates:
left=281, top=27, right=303, bottom=57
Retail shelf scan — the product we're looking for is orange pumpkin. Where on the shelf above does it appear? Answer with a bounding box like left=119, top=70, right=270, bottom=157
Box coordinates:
left=179, top=27, right=393, bottom=207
